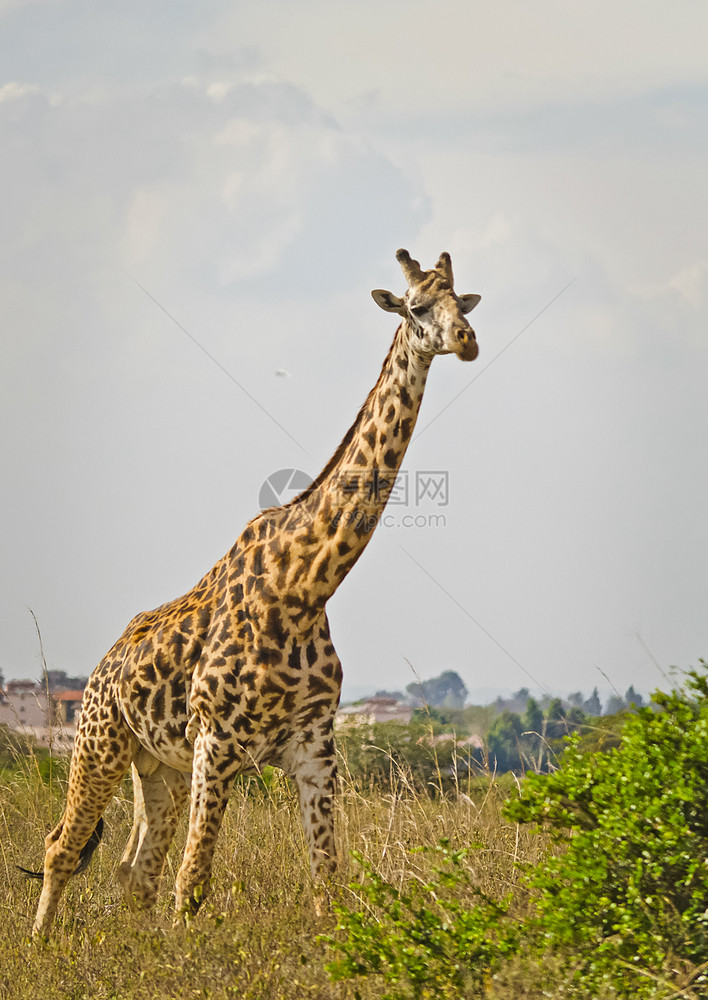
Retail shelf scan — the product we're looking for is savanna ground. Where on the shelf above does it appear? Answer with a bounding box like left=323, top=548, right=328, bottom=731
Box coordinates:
left=1, top=701, right=705, bottom=1000
left=0, top=743, right=522, bottom=1000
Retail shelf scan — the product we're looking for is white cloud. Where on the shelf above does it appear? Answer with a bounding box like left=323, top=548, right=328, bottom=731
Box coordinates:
left=122, top=186, right=173, bottom=263
left=0, top=80, right=39, bottom=102
left=212, top=0, right=708, bottom=120
left=630, top=259, right=708, bottom=309
left=667, top=260, right=708, bottom=309
left=0, top=70, right=424, bottom=301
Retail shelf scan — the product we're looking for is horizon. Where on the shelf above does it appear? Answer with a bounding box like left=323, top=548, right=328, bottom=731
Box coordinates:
left=0, top=665, right=657, bottom=714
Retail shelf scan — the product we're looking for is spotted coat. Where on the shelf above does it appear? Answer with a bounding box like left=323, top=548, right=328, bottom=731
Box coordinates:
left=29, top=249, right=481, bottom=934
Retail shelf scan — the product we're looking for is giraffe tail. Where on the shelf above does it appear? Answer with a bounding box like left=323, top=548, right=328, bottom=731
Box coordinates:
left=17, top=816, right=105, bottom=882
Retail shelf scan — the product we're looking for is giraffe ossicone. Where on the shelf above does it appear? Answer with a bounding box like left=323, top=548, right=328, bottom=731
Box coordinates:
left=25, top=249, right=481, bottom=935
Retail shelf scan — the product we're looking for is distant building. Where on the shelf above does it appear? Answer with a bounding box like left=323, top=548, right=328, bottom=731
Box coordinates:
left=336, top=696, right=413, bottom=726
left=53, top=690, right=85, bottom=725
left=0, top=679, right=84, bottom=749
left=0, top=680, right=51, bottom=729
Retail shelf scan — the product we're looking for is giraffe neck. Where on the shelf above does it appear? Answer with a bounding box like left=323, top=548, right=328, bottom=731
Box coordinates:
left=280, top=321, right=433, bottom=606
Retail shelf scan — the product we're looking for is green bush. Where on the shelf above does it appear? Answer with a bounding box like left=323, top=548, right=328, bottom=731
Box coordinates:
left=327, top=665, right=708, bottom=998
left=319, top=840, right=518, bottom=999
left=506, top=663, right=708, bottom=997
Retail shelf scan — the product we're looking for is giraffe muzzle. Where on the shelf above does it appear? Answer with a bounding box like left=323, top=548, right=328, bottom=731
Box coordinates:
left=455, top=328, right=478, bottom=361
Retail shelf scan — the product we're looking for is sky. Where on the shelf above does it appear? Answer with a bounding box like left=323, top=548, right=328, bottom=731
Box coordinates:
left=1, top=1, right=706, bottom=705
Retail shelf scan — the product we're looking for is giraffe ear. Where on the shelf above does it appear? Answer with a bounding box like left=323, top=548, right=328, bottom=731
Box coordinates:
left=459, top=293, right=481, bottom=314
left=371, top=289, right=405, bottom=314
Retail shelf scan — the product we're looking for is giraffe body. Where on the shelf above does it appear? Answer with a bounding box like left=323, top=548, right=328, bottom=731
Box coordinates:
left=28, top=250, right=480, bottom=934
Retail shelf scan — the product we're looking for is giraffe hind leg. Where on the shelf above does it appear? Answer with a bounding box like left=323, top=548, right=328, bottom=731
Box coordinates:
left=32, top=783, right=126, bottom=937
left=30, top=715, right=136, bottom=936
left=17, top=816, right=105, bottom=881
left=18, top=818, right=68, bottom=880
left=118, top=757, right=190, bottom=910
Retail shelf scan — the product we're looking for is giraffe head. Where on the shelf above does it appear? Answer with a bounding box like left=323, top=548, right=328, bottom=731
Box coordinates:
left=371, top=249, right=480, bottom=361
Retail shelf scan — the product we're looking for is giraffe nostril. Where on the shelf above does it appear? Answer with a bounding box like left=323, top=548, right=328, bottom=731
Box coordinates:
left=457, top=330, right=467, bottom=342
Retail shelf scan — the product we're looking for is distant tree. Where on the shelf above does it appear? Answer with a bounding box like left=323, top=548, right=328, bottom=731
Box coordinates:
left=411, top=706, right=452, bottom=728
left=547, top=698, right=565, bottom=720
left=486, top=711, right=523, bottom=772
left=373, top=690, right=406, bottom=702
left=522, top=697, right=544, bottom=736
left=545, top=698, right=568, bottom=739
left=624, top=685, right=644, bottom=709
left=605, top=694, right=627, bottom=716
left=407, top=680, right=425, bottom=707
left=494, top=687, right=531, bottom=714
left=43, top=670, right=89, bottom=691
left=406, top=670, right=468, bottom=709
left=520, top=698, right=546, bottom=770
left=568, top=691, right=584, bottom=708
left=565, top=706, right=587, bottom=728
left=583, top=687, right=602, bottom=716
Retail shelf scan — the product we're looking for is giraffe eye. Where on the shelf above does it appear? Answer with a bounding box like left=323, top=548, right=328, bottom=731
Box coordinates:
left=410, top=304, right=428, bottom=317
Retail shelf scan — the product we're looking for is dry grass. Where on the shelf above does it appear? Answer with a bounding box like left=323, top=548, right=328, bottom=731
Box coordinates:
left=0, top=736, right=665, bottom=1000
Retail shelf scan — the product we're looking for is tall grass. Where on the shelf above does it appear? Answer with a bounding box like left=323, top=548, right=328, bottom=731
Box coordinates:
left=0, top=728, right=674, bottom=999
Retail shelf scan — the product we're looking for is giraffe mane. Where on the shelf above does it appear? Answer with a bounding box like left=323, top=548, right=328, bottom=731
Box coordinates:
left=287, top=330, right=401, bottom=509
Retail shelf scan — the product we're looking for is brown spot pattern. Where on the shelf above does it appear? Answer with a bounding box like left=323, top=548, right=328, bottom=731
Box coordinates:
left=29, top=251, right=479, bottom=935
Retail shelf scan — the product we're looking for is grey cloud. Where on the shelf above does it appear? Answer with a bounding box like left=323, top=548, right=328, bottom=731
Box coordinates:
left=0, top=74, right=425, bottom=301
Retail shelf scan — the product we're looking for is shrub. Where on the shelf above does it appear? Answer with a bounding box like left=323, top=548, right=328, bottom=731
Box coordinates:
left=319, top=840, right=518, bottom=999
left=506, top=662, right=708, bottom=997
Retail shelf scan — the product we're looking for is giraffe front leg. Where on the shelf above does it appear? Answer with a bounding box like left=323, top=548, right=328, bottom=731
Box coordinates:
left=174, top=730, right=232, bottom=920
left=293, top=723, right=338, bottom=888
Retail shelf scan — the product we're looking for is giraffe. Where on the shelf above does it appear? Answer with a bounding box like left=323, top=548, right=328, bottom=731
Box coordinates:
left=24, top=249, right=481, bottom=935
